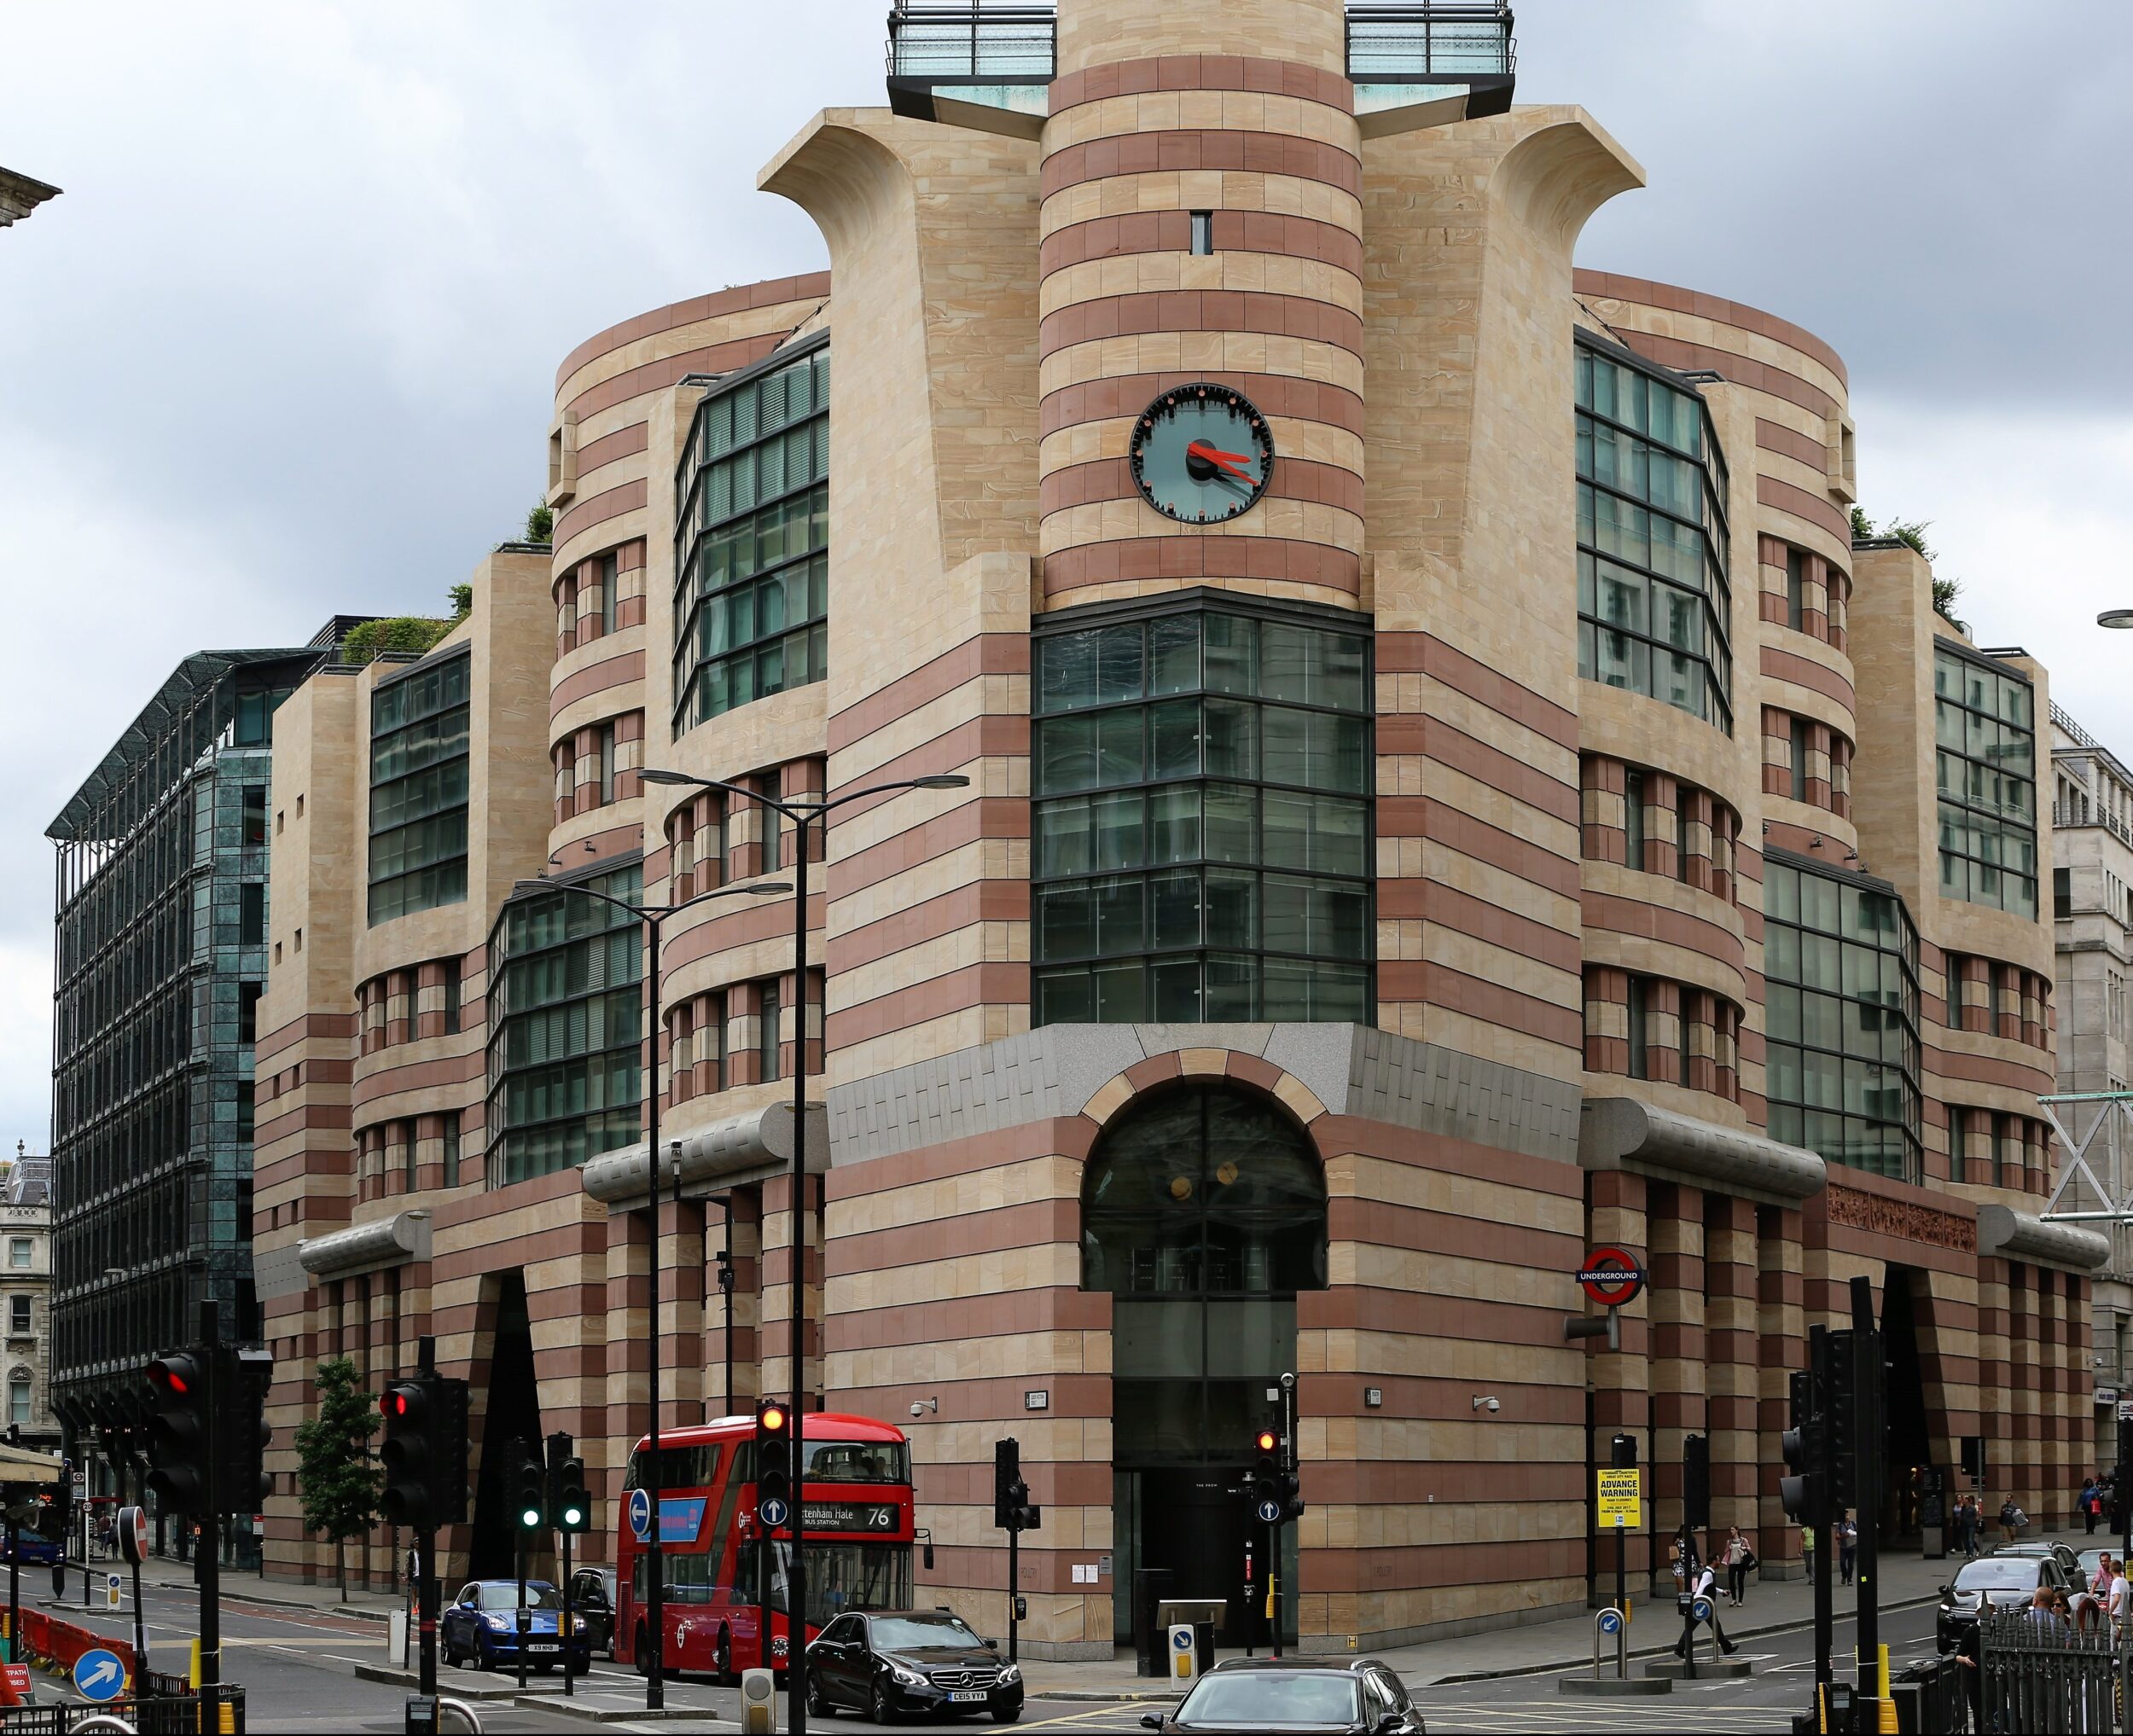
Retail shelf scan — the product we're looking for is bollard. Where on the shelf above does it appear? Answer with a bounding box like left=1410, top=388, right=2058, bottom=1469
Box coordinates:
left=1169, top=1623, right=1200, bottom=1685
left=1592, top=1605, right=1627, bottom=1679
left=740, top=1665, right=778, bottom=1734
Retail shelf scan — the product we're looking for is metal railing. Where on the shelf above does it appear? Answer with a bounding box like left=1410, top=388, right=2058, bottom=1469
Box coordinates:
left=2053, top=800, right=2133, bottom=848
left=886, top=6, right=1055, bottom=82
left=1979, top=1604, right=2124, bottom=1734
left=1345, top=3, right=1514, bottom=80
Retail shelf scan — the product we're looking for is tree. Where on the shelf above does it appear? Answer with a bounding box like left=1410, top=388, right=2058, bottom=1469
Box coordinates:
left=294, top=1357, right=381, bottom=1601
left=448, top=582, right=473, bottom=620
left=340, top=617, right=454, bottom=663
left=525, top=502, right=553, bottom=544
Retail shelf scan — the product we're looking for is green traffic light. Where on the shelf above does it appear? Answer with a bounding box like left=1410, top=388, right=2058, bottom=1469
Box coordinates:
left=520, top=1507, right=542, bottom=1528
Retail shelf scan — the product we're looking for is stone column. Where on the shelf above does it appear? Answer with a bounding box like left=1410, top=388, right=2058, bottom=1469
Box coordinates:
left=1647, top=1183, right=1706, bottom=1582
left=1756, top=1205, right=1805, bottom=1572
left=1703, top=1196, right=1758, bottom=1547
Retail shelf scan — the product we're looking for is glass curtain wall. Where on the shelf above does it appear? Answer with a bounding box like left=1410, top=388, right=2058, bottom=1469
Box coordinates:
left=1575, top=333, right=1733, bottom=731
left=485, top=863, right=642, bottom=1186
left=1763, top=852, right=1922, bottom=1181
left=369, top=650, right=471, bottom=923
left=1933, top=646, right=2038, bottom=919
left=672, top=339, right=829, bottom=733
left=1032, top=597, right=1373, bottom=1025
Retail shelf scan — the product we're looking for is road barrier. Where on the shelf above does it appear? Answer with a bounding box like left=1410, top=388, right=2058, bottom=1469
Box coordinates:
left=1979, top=1605, right=2121, bottom=1734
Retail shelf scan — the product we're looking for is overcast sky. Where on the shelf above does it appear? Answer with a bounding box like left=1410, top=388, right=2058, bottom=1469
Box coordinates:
left=4, top=0, right=2130, bottom=1150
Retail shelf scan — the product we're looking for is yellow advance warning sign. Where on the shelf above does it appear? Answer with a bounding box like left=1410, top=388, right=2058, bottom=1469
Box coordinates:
left=1595, top=1468, right=1642, bottom=1529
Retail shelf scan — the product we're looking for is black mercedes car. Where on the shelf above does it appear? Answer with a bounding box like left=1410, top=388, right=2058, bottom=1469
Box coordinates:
left=566, top=1566, right=619, bottom=1658
left=1141, top=1658, right=1426, bottom=1735
left=1936, top=1553, right=2071, bottom=1652
left=805, top=1609, right=1024, bottom=1723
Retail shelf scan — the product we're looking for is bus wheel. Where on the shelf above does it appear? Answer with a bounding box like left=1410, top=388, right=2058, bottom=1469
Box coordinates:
left=713, top=1628, right=733, bottom=1684
left=634, top=1627, right=651, bottom=1677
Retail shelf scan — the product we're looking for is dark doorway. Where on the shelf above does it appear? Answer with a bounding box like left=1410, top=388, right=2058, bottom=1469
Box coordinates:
left=1139, top=1468, right=1259, bottom=1639
left=468, top=1274, right=543, bottom=1579
left=1880, top=1266, right=1934, bottom=1541
left=1084, top=1085, right=1326, bottom=1654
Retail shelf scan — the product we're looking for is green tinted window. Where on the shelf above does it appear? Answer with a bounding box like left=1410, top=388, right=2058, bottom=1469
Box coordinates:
left=485, top=865, right=642, bottom=1186
left=1763, top=856, right=1921, bottom=1181
left=673, top=344, right=829, bottom=732
left=1032, top=603, right=1372, bottom=1025
left=1575, top=336, right=1732, bottom=732
left=369, top=651, right=470, bottom=924
left=1932, top=647, right=2037, bottom=919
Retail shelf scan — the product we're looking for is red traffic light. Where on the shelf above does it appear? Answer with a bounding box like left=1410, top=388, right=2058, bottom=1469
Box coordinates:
left=148, top=1356, right=198, bottom=1398
left=385, top=1390, right=410, bottom=1418
left=1254, top=1430, right=1278, bottom=1454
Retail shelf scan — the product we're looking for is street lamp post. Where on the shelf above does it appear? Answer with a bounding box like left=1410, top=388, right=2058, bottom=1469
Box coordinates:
left=514, top=869, right=789, bottom=1710
left=643, top=765, right=967, bottom=1736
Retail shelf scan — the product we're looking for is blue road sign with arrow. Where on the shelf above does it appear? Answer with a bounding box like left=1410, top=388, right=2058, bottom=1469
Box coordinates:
left=758, top=1496, right=790, bottom=1529
left=1691, top=1597, right=1713, bottom=1623
left=73, top=1648, right=125, bottom=1702
left=1255, top=1499, right=1282, bottom=1524
left=1597, top=1608, right=1623, bottom=1635
left=627, top=1487, right=652, bottom=1542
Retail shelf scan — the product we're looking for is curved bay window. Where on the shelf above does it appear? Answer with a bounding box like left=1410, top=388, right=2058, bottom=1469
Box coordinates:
left=1763, top=852, right=1922, bottom=1181
left=672, top=337, right=829, bottom=734
left=1032, top=595, right=1373, bottom=1025
left=485, top=863, right=642, bottom=1187
left=1576, top=332, right=1733, bottom=731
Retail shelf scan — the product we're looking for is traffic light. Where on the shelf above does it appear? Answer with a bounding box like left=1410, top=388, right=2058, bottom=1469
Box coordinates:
left=1683, top=1432, right=1710, bottom=1532
left=756, top=1402, right=793, bottom=1514
left=433, top=1376, right=469, bottom=1528
left=1781, top=1368, right=1819, bottom=1523
left=515, top=1442, right=548, bottom=1532
left=380, top=1379, right=433, bottom=1528
left=548, top=1433, right=589, bottom=1533
left=1276, top=1466, right=1305, bottom=1524
left=145, top=1346, right=212, bottom=1514
left=1825, top=1332, right=1857, bottom=1509
left=993, top=1436, right=1040, bottom=1533
left=1248, top=1430, right=1280, bottom=1512
left=223, top=1345, right=273, bottom=1511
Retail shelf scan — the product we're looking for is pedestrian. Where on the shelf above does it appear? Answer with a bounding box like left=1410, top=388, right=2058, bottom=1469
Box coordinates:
left=1838, top=1512, right=1858, bottom=1588
left=2083, top=1478, right=2099, bottom=1536
left=1801, top=1521, right=1816, bottom=1582
left=1999, top=1497, right=2027, bottom=1548
left=2108, top=1557, right=2130, bottom=1636
left=1673, top=1559, right=1740, bottom=1659
left=1963, top=1495, right=1983, bottom=1559
left=2025, top=1586, right=2065, bottom=1629
left=1953, top=1611, right=1983, bottom=1730
left=1723, top=1526, right=1754, bottom=1606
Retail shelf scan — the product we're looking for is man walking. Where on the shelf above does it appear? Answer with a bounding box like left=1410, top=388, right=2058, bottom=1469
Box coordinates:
left=1837, top=1512, right=1858, bottom=1588
left=1801, top=1521, right=1816, bottom=1584
left=1673, top=1559, right=1740, bottom=1660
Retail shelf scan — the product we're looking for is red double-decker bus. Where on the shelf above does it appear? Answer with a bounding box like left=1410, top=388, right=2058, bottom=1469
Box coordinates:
left=614, top=1412, right=915, bottom=1678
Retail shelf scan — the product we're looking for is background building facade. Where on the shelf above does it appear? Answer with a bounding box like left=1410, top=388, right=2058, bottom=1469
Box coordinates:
left=0, top=1151, right=58, bottom=1451
left=2049, top=705, right=2133, bottom=1470
left=46, top=629, right=358, bottom=1479
left=235, top=0, right=2096, bottom=1658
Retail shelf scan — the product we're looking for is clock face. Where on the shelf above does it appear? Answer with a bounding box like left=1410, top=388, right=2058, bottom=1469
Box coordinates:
left=1128, top=384, right=1276, bottom=524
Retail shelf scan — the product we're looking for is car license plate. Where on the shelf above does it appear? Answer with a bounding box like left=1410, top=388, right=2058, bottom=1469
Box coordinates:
left=531, top=1643, right=560, bottom=1653
left=950, top=1691, right=987, bottom=1704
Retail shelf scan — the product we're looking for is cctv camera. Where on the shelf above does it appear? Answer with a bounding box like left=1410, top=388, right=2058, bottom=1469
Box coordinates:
left=1485, top=1397, right=1501, bottom=1414
left=910, top=1402, right=924, bottom=1419
left=1279, top=1373, right=1296, bottom=1391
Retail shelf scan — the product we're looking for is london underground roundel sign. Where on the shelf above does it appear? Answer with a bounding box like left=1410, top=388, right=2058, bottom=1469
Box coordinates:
left=1578, top=1247, right=1646, bottom=1308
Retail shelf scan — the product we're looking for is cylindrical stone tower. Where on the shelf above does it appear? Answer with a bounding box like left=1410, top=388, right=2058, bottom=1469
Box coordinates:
left=1037, top=0, right=1364, bottom=610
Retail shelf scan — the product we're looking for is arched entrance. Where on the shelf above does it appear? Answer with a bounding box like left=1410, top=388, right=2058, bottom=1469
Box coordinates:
left=1083, top=1083, right=1327, bottom=1649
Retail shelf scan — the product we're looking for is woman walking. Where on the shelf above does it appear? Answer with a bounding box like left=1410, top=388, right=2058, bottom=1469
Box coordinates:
left=1723, top=1526, right=1754, bottom=1606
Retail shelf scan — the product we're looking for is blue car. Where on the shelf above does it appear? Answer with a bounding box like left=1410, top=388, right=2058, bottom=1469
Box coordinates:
left=441, top=1580, right=592, bottom=1675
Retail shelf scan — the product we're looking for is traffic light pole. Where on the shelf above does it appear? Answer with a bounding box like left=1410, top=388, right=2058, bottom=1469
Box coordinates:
left=1851, top=1278, right=1882, bottom=1730
left=1807, top=1325, right=1832, bottom=1711
left=198, top=1298, right=220, bottom=1695
left=561, top=1524, right=574, bottom=1699
left=1007, top=1520, right=1019, bottom=1663
left=417, top=1338, right=439, bottom=1700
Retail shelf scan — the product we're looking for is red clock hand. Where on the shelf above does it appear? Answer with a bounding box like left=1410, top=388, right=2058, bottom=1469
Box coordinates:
left=1187, top=440, right=1257, bottom=481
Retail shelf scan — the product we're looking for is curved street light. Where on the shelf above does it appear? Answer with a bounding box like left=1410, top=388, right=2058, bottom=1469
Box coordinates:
left=640, top=765, right=968, bottom=1736
left=511, top=868, right=789, bottom=1710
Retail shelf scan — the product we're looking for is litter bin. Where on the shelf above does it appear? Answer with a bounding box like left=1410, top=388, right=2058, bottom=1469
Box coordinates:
left=1134, top=1570, right=1175, bottom=1678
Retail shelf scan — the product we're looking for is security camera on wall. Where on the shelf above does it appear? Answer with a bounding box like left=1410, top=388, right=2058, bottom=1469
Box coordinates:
left=910, top=1402, right=924, bottom=1419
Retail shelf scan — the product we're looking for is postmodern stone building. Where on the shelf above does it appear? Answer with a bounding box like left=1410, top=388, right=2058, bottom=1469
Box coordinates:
left=243, top=0, right=2096, bottom=1655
